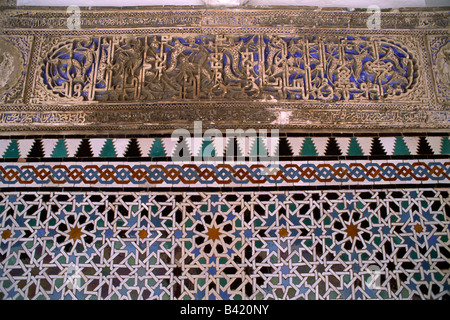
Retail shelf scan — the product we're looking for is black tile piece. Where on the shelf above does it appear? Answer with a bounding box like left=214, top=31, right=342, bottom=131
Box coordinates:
left=224, top=137, right=243, bottom=159
left=75, top=138, right=93, bottom=158
left=124, top=138, right=142, bottom=158
left=324, top=137, right=342, bottom=156
left=417, top=137, right=434, bottom=155
left=277, top=137, right=293, bottom=156
left=370, top=137, right=386, bottom=156
left=27, top=139, right=44, bottom=158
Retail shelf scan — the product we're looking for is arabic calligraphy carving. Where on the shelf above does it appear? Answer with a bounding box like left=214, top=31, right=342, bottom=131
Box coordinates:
left=41, top=34, right=417, bottom=103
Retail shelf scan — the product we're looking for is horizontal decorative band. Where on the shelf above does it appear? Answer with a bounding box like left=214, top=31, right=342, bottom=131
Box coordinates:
left=2, top=8, right=448, bottom=30
left=0, top=135, right=448, bottom=159
left=0, top=161, right=448, bottom=187
left=1, top=109, right=448, bottom=130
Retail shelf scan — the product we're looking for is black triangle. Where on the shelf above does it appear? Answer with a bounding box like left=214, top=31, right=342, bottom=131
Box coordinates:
left=124, top=139, right=142, bottom=158
left=28, top=139, right=44, bottom=158
left=277, top=137, right=293, bottom=156
left=233, top=138, right=240, bottom=158
left=324, top=137, right=342, bottom=156
left=225, top=137, right=243, bottom=160
left=173, top=136, right=190, bottom=159
left=417, top=137, right=433, bottom=155
left=370, top=138, right=386, bottom=156
left=75, top=138, right=93, bottom=158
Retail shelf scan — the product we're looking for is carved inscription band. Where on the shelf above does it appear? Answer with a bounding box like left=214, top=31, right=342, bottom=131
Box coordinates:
left=41, top=35, right=416, bottom=103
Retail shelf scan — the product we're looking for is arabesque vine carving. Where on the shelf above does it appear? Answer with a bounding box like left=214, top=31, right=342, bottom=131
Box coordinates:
left=41, top=34, right=417, bottom=103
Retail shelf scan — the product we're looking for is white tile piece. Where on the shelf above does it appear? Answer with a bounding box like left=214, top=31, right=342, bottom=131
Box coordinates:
left=356, top=137, right=373, bottom=156
left=403, top=137, right=419, bottom=155
left=162, top=137, right=179, bottom=158
left=66, top=139, right=82, bottom=157
left=89, top=138, right=107, bottom=157
left=237, top=136, right=256, bottom=157
left=426, top=136, right=442, bottom=155
left=335, top=138, right=350, bottom=156
left=17, top=139, right=35, bottom=158
left=286, top=137, right=304, bottom=156
left=313, top=137, right=329, bottom=156
left=136, top=138, right=155, bottom=157
left=212, top=136, right=227, bottom=157
left=266, top=136, right=280, bottom=157
left=114, top=138, right=130, bottom=157
left=188, top=137, right=204, bottom=158
left=42, top=139, right=59, bottom=157
left=0, top=139, right=11, bottom=157
left=379, top=137, right=395, bottom=155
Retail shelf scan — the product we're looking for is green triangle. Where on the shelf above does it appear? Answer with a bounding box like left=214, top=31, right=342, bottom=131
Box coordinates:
left=392, top=137, right=410, bottom=155
left=300, top=137, right=317, bottom=156
left=148, top=138, right=166, bottom=157
left=51, top=139, right=69, bottom=158
left=440, top=136, right=450, bottom=155
left=346, top=137, right=364, bottom=156
left=99, top=139, right=117, bottom=157
left=3, top=140, right=20, bottom=158
left=199, top=138, right=216, bottom=158
left=250, top=137, right=268, bottom=157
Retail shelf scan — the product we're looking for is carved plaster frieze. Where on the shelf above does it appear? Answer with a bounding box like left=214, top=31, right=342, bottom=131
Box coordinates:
left=33, top=34, right=421, bottom=104
left=0, top=7, right=449, bottom=133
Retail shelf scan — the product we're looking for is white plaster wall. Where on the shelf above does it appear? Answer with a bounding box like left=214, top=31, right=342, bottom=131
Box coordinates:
left=15, top=0, right=450, bottom=8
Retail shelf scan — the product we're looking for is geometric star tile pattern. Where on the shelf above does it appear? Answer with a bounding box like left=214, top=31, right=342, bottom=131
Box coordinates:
left=0, top=189, right=449, bottom=300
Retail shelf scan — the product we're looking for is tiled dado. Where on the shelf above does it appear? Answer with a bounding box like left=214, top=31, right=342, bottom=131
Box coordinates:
left=0, top=135, right=448, bottom=159
left=0, top=189, right=448, bottom=300
left=0, top=160, right=449, bottom=187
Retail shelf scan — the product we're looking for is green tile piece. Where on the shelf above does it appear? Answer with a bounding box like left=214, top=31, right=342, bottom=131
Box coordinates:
left=440, top=136, right=450, bottom=155
left=199, top=137, right=216, bottom=158
left=347, top=137, right=364, bottom=156
left=100, top=139, right=117, bottom=157
left=51, top=139, right=69, bottom=158
left=3, top=140, right=20, bottom=158
left=300, top=137, right=317, bottom=156
left=392, top=137, right=410, bottom=155
left=250, top=137, right=268, bottom=157
left=148, top=138, right=166, bottom=157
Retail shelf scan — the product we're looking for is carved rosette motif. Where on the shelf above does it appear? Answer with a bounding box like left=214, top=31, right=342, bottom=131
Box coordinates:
left=38, top=34, right=418, bottom=104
